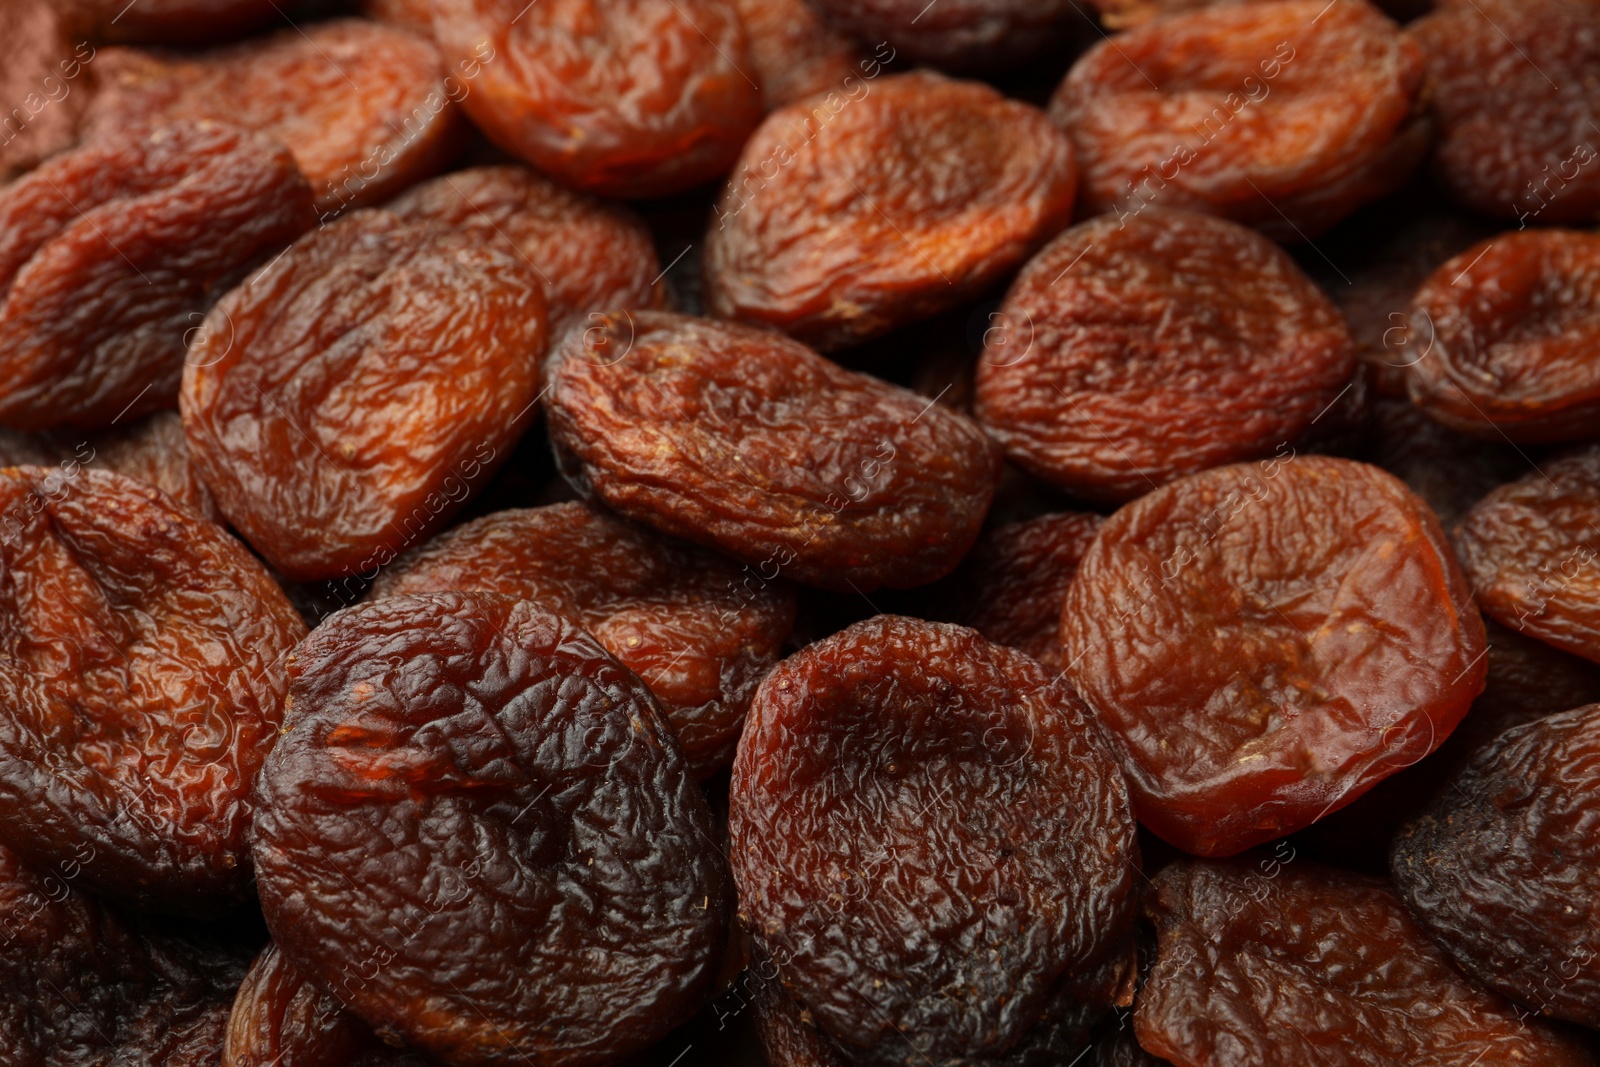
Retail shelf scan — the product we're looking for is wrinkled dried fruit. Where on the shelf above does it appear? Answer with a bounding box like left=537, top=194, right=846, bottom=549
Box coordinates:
left=368, top=501, right=796, bottom=776
left=253, top=592, right=730, bottom=1067
left=974, top=210, right=1355, bottom=504
left=1362, top=398, right=1526, bottom=529
left=732, top=0, right=866, bottom=111
left=181, top=209, right=545, bottom=583
left=1393, top=703, right=1600, bottom=1028
left=803, top=0, right=1083, bottom=71
left=0, top=2, right=94, bottom=182
left=430, top=0, right=763, bottom=199
left=1454, top=447, right=1600, bottom=664
left=82, top=20, right=462, bottom=214
left=0, top=120, right=314, bottom=432
left=386, top=165, right=663, bottom=341
left=730, top=616, right=1140, bottom=1065
left=0, top=466, right=305, bottom=913
left=1138, top=858, right=1597, bottom=1066
left=705, top=71, right=1076, bottom=351
left=1404, top=229, right=1600, bottom=443
left=1052, top=0, right=1427, bottom=240
left=1062, top=456, right=1487, bottom=856
left=1411, top=0, right=1600, bottom=223
left=544, top=311, right=998, bottom=592
left=751, top=966, right=849, bottom=1067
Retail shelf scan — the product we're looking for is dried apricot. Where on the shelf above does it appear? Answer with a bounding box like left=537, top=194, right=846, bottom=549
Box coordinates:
left=0, top=1, right=94, bottom=182
left=705, top=71, right=1076, bottom=352
left=1062, top=456, right=1487, bottom=856
left=180, top=209, right=546, bottom=583
left=751, top=968, right=849, bottom=1067
left=358, top=0, right=435, bottom=35
left=253, top=592, right=730, bottom=1067
left=544, top=311, right=998, bottom=592
left=730, top=616, right=1140, bottom=1064
left=802, top=0, right=1083, bottom=71
left=732, top=0, right=866, bottom=111
left=1052, top=0, right=1427, bottom=240
left=430, top=0, right=763, bottom=199
left=0, top=120, right=314, bottom=432
left=0, top=466, right=305, bottom=914
left=974, top=210, right=1355, bottom=504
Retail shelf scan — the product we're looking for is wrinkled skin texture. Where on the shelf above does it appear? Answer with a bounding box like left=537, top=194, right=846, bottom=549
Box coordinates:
left=974, top=211, right=1355, bottom=503
left=544, top=311, right=998, bottom=592
left=0, top=467, right=306, bottom=914
left=730, top=616, right=1140, bottom=1065
left=0, top=121, right=315, bottom=432
left=1053, top=0, right=1427, bottom=241
left=0, top=1, right=94, bottom=182
left=367, top=502, right=796, bottom=776
left=82, top=21, right=462, bottom=214
left=1393, top=703, right=1600, bottom=1028
left=253, top=593, right=730, bottom=1067
left=1362, top=398, right=1526, bottom=528
left=803, top=0, right=1084, bottom=71
left=1412, top=0, right=1600, bottom=223
left=1138, top=859, right=1598, bottom=1066
left=751, top=962, right=850, bottom=1067
left=181, top=209, right=545, bottom=583
left=1405, top=230, right=1600, bottom=443
left=1063, top=457, right=1487, bottom=856
left=1454, top=448, right=1600, bottom=664
left=705, top=71, right=1077, bottom=352
left=386, top=165, right=664, bottom=341
left=430, top=0, right=763, bottom=199
left=732, top=0, right=865, bottom=110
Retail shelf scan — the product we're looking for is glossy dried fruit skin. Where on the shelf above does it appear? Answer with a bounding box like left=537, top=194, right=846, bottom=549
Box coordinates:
left=1412, top=0, right=1600, bottom=223
left=0, top=467, right=306, bottom=913
left=973, top=211, right=1355, bottom=504
left=1454, top=448, right=1600, bottom=664
left=181, top=209, right=545, bottom=583
left=368, top=502, right=795, bottom=776
left=752, top=968, right=850, bottom=1067
left=1404, top=230, right=1600, bottom=443
left=803, top=0, right=1082, bottom=71
left=1063, top=456, right=1487, bottom=856
left=0, top=2, right=94, bottom=182
left=705, top=71, right=1076, bottom=352
left=1138, top=858, right=1597, bottom=1066
left=1053, top=0, right=1427, bottom=241
left=545, top=311, right=998, bottom=592
left=386, top=165, right=663, bottom=341
left=0, top=120, right=314, bottom=432
left=430, top=0, right=762, bottom=199
left=1362, top=398, right=1526, bottom=529
left=732, top=0, right=866, bottom=110
left=730, top=616, right=1140, bottom=1064
left=254, top=592, right=730, bottom=1067
left=82, top=20, right=463, bottom=215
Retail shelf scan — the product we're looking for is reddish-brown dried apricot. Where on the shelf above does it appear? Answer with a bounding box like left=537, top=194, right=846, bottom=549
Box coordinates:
left=1362, top=398, right=1526, bottom=528
left=253, top=592, right=729, bottom=1067
left=1062, top=456, right=1487, bottom=856
left=705, top=71, right=1077, bottom=351
left=730, top=616, right=1140, bottom=1065
left=544, top=311, right=998, bottom=592
left=1138, top=858, right=1597, bottom=1066
left=732, top=0, right=867, bottom=111
left=974, top=211, right=1355, bottom=503
left=0, top=2, right=95, bottom=182
left=386, top=165, right=663, bottom=341
left=1052, top=0, right=1427, bottom=240
left=82, top=20, right=463, bottom=215
left=803, top=0, right=1082, bottom=71
left=0, top=120, right=314, bottom=432
left=1403, top=230, right=1600, bottom=443
left=367, top=502, right=796, bottom=776
left=358, top=0, right=435, bottom=35
left=0, top=466, right=305, bottom=913
left=1411, top=0, right=1600, bottom=223
left=430, top=0, right=763, bottom=199
left=181, top=209, right=546, bottom=583
left=1454, top=447, right=1600, bottom=664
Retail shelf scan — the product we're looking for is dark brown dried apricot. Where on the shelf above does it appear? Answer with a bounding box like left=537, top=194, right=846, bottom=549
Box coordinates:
left=802, top=0, right=1083, bottom=71
left=544, top=311, right=998, bottom=592
left=1052, top=0, right=1427, bottom=240
left=367, top=501, right=796, bottom=776
left=253, top=592, right=729, bottom=1067
left=0, top=466, right=305, bottom=913
left=732, top=0, right=866, bottom=111
left=730, top=615, right=1140, bottom=1065
left=1138, top=858, right=1598, bottom=1066
left=180, top=209, right=546, bottom=583
left=0, top=120, right=314, bottom=432
left=430, top=0, right=763, bottom=199
left=386, top=165, right=663, bottom=341
left=973, top=210, right=1355, bottom=504
left=704, top=70, right=1076, bottom=351
left=1062, top=456, right=1487, bottom=856
left=1361, top=397, right=1527, bottom=529
left=0, top=2, right=94, bottom=182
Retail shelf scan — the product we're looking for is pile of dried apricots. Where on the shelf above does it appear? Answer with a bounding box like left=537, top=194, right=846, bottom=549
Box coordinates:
left=1, top=0, right=1599, bottom=1063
